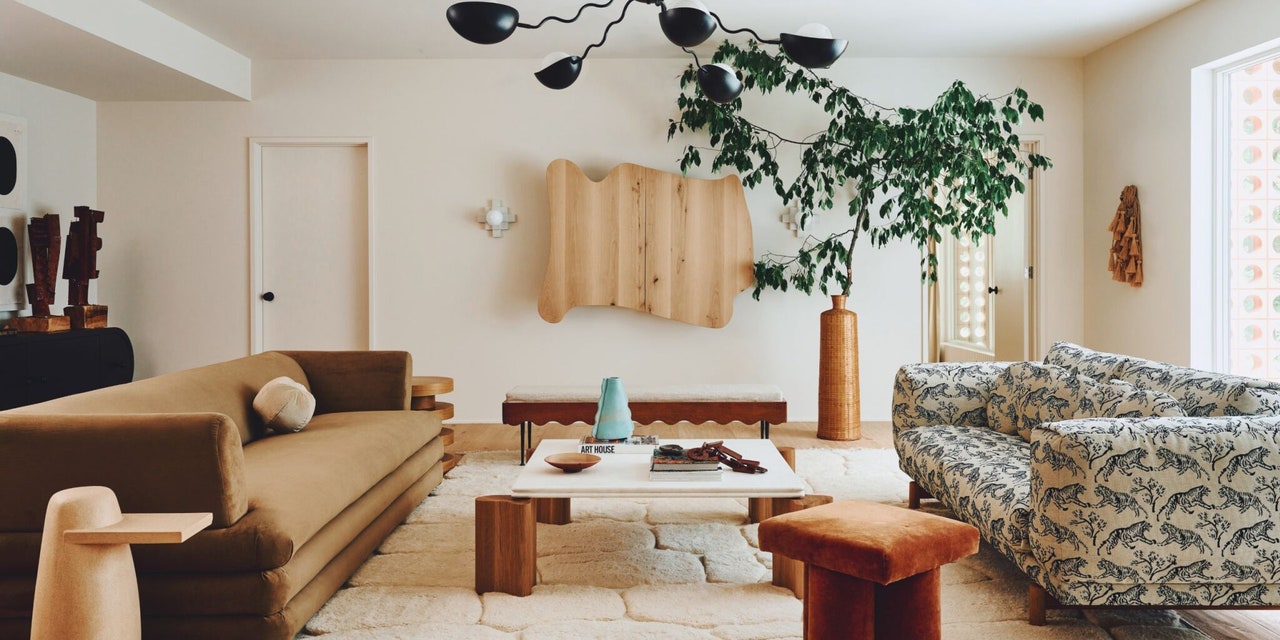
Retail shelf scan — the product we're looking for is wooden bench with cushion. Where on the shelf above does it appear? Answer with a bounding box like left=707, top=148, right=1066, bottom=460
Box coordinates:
left=503, top=385, right=787, bottom=464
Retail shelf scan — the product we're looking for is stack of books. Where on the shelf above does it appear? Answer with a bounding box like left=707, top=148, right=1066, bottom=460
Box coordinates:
left=649, top=450, right=722, bottom=481
left=577, top=435, right=659, bottom=455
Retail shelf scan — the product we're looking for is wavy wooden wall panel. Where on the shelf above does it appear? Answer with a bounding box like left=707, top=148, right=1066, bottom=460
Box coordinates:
left=539, top=159, right=754, bottom=329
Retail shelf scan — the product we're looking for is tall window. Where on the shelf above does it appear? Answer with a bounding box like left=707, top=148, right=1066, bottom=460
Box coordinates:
left=1227, top=56, right=1280, bottom=379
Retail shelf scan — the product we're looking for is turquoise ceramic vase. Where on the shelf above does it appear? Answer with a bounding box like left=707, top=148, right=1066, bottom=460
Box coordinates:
left=592, top=377, right=633, bottom=441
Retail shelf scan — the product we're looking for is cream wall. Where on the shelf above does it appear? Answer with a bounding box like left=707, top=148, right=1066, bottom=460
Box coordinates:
left=1083, top=0, right=1280, bottom=365
left=97, top=57, right=1083, bottom=422
left=0, top=71, right=97, bottom=323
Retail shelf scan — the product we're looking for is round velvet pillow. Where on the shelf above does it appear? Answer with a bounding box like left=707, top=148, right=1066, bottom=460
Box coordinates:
left=253, top=376, right=316, bottom=434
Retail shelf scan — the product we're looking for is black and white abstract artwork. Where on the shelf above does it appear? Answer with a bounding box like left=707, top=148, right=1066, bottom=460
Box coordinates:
left=0, top=113, right=26, bottom=311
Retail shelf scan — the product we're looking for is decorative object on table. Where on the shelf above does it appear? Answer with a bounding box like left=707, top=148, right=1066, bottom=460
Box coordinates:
left=411, top=375, right=460, bottom=473
left=543, top=452, right=601, bottom=473
left=670, top=41, right=1051, bottom=441
left=540, top=159, right=753, bottom=328
left=7, top=213, right=69, bottom=333
left=0, top=113, right=25, bottom=212
left=476, top=198, right=516, bottom=238
left=62, top=205, right=108, bottom=329
left=444, top=0, right=846, bottom=101
left=0, top=211, right=25, bottom=311
left=686, top=440, right=768, bottom=474
left=591, top=376, right=634, bottom=441
left=31, top=486, right=210, bottom=640
left=651, top=443, right=722, bottom=471
left=578, top=434, right=659, bottom=454
left=1107, top=185, right=1143, bottom=287
left=648, top=440, right=767, bottom=481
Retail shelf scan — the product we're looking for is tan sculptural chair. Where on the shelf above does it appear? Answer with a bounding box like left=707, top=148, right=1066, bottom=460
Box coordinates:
left=31, top=486, right=210, bottom=640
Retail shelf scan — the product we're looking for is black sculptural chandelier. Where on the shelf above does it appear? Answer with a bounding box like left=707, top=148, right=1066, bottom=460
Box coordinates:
left=445, top=0, right=848, bottom=103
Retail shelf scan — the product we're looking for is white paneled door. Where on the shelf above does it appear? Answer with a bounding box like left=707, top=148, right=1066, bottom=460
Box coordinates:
left=250, top=139, right=371, bottom=353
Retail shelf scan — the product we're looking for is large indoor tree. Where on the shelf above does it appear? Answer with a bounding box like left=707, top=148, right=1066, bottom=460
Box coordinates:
left=668, top=40, right=1053, bottom=298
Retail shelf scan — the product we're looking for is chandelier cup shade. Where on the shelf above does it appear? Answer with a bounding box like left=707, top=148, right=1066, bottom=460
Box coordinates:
left=536, top=52, right=584, bottom=90
left=779, top=30, right=848, bottom=69
left=446, top=1, right=520, bottom=45
left=658, top=2, right=716, bottom=47
left=697, top=63, right=743, bottom=104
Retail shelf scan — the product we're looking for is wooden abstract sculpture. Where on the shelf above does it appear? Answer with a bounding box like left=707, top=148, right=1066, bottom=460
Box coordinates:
left=63, top=206, right=107, bottom=329
left=1107, top=185, right=1144, bottom=287
left=539, top=159, right=754, bottom=328
left=7, top=214, right=69, bottom=332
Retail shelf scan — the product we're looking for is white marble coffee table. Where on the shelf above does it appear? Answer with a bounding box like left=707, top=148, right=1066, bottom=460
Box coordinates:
left=475, top=439, right=819, bottom=597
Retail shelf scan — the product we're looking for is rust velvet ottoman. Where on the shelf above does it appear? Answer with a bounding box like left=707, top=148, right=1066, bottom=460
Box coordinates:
left=759, top=500, right=980, bottom=640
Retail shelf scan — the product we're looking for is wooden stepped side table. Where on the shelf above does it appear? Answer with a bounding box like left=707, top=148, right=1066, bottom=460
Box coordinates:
left=411, top=376, right=459, bottom=474
left=32, top=486, right=211, bottom=640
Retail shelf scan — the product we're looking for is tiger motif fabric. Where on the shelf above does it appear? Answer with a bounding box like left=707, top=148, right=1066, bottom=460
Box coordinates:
left=1030, top=415, right=1280, bottom=606
left=1045, top=341, right=1131, bottom=381
left=1046, top=340, right=1280, bottom=417
left=894, top=357, right=1280, bottom=608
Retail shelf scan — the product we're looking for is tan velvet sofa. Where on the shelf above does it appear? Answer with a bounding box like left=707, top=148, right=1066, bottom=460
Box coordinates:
left=0, top=350, right=444, bottom=639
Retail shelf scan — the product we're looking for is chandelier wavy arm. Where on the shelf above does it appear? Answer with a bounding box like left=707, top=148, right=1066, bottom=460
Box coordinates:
left=709, top=12, right=780, bottom=45
left=682, top=47, right=701, bottom=67
left=580, top=0, right=646, bottom=60
left=516, top=0, right=618, bottom=30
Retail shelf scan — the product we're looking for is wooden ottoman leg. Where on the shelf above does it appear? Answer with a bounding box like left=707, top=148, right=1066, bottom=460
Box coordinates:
left=475, top=495, right=536, bottom=596
left=770, top=495, right=834, bottom=598
left=805, top=564, right=875, bottom=640
left=874, top=568, right=941, bottom=640
left=535, top=497, right=571, bottom=525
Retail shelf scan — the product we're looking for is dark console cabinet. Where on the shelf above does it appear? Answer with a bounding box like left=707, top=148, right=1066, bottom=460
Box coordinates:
left=0, top=328, right=133, bottom=410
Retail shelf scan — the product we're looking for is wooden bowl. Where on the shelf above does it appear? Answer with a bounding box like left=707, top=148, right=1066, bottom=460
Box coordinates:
left=544, top=452, right=601, bottom=473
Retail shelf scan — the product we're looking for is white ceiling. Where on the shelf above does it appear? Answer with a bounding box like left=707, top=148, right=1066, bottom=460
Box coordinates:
left=139, top=0, right=1203, bottom=60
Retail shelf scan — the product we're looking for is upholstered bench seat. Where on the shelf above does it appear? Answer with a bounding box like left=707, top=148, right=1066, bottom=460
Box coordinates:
left=502, top=384, right=787, bottom=463
left=505, top=384, right=785, bottom=403
left=759, top=500, right=979, bottom=640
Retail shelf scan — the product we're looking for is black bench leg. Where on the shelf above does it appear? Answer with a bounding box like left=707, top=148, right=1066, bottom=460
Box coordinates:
left=519, top=421, right=530, bottom=465
left=760, top=421, right=770, bottom=439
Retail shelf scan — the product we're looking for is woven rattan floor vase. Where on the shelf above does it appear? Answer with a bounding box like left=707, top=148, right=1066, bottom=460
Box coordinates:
left=818, top=295, right=861, bottom=440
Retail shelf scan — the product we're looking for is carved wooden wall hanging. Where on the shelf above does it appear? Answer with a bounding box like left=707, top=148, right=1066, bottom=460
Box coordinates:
left=539, top=159, right=754, bottom=328
left=1107, top=185, right=1144, bottom=287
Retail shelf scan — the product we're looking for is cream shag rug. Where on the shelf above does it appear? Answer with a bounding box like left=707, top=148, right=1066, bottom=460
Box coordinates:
left=297, top=449, right=1205, bottom=640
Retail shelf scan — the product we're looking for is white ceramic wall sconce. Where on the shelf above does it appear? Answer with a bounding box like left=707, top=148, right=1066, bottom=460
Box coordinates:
left=780, top=204, right=807, bottom=237
left=478, top=199, right=517, bottom=238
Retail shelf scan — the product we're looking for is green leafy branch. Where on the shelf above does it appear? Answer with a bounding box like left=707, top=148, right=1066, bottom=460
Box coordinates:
left=667, top=40, right=1052, bottom=299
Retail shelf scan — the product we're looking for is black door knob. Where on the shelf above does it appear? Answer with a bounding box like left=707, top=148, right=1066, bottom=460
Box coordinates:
left=987, top=286, right=1000, bottom=295
left=261, top=291, right=275, bottom=302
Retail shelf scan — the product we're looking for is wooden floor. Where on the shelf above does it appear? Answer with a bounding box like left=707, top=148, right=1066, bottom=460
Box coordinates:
left=447, top=420, right=1278, bottom=640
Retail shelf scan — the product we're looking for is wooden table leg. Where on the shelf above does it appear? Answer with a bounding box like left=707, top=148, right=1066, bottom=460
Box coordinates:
left=749, top=448, right=797, bottom=524
left=748, top=497, right=772, bottom=524
left=535, top=497, right=571, bottom=525
left=771, top=494, right=834, bottom=598
left=475, top=495, right=536, bottom=596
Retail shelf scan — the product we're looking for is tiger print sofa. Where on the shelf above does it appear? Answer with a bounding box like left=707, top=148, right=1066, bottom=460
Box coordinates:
left=893, top=341, right=1280, bottom=624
